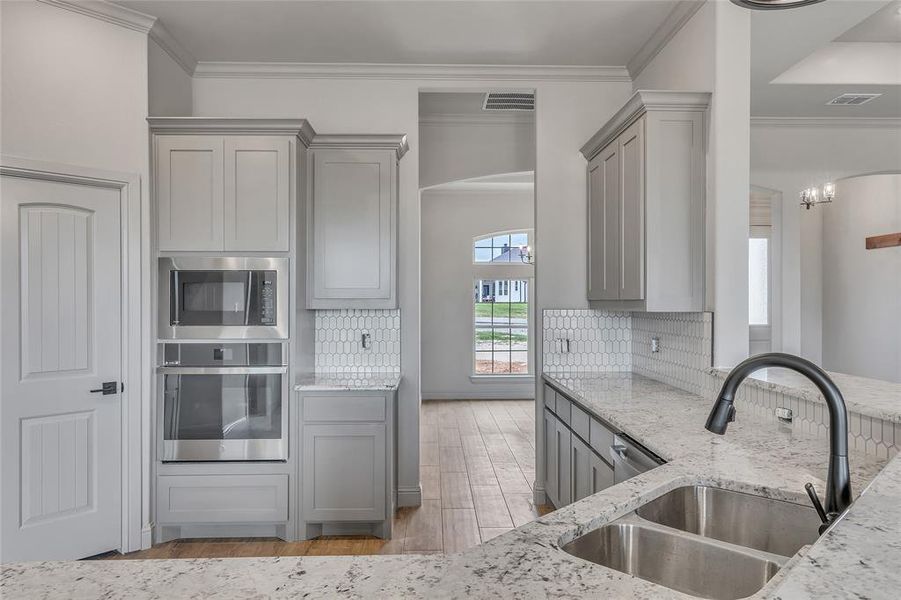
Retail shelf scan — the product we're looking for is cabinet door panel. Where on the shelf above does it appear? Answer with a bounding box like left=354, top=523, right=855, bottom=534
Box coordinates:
left=556, top=417, right=572, bottom=506
left=224, top=136, right=290, bottom=252
left=310, top=149, right=394, bottom=306
left=619, top=119, right=645, bottom=300
left=571, top=436, right=593, bottom=503
left=543, top=409, right=559, bottom=507
left=156, top=136, right=224, bottom=251
left=302, top=423, right=386, bottom=522
left=589, top=452, right=615, bottom=495
left=588, top=144, right=621, bottom=300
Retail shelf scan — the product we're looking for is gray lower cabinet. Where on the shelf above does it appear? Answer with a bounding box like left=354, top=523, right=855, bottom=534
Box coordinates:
left=297, top=390, right=395, bottom=539
left=544, top=382, right=616, bottom=509
left=302, top=422, right=386, bottom=522
left=156, top=474, right=289, bottom=524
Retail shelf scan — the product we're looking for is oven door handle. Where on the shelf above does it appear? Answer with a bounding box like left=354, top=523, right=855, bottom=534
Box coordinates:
left=156, top=366, right=288, bottom=375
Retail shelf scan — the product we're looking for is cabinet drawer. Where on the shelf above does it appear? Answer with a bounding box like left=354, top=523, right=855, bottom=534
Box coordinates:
left=590, top=418, right=616, bottom=458
left=556, top=395, right=572, bottom=426
left=157, top=474, right=288, bottom=524
left=571, top=403, right=591, bottom=441
left=302, top=394, right=387, bottom=422
left=543, top=384, right=557, bottom=413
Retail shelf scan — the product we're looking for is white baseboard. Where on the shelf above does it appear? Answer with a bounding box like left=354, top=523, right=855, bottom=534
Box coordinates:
left=422, top=391, right=535, bottom=400
left=397, top=485, right=422, bottom=507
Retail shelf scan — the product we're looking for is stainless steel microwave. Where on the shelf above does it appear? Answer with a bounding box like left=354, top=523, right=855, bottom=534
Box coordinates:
left=159, top=257, right=288, bottom=340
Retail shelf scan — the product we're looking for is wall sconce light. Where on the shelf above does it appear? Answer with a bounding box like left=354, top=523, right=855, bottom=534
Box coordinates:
left=519, top=245, right=534, bottom=264
left=800, top=183, right=835, bottom=210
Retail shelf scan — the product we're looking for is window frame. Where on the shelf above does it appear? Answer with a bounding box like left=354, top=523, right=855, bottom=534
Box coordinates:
left=472, top=229, right=533, bottom=265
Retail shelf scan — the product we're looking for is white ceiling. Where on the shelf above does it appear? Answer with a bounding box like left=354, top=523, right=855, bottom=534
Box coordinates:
left=837, top=0, right=901, bottom=42
left=751, top=0, right=901, bottom=117
left=120, top=0, right=679, bottom=66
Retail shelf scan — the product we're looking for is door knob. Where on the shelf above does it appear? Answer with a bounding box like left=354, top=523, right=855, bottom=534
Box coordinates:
left=89, top=381, right=118, bottom=395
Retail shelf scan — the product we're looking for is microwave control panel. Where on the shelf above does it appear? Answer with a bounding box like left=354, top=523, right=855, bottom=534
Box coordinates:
left=260, top=277, right=276, bottom=324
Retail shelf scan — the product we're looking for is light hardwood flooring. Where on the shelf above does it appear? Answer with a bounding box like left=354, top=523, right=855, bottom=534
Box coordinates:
left=102, top=399, right=551, bottom=559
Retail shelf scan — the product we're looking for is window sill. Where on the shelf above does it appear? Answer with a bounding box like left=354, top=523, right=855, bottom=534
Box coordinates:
left=469, top=375, right=535, bottom=384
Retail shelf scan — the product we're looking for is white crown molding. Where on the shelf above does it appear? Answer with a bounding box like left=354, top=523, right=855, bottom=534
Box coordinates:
left=751, top=117, right=901, bottom=129
left=419, top=113, right=534, bottom=127
left=580, top=90, right=711, bottom=159
left=627, top=0, right=706, bottom=81
left=37, top=0, right=156, bottom=33
left=310, top=134, right=409, bottom=159
left=193, top=62, right=631, bottom=82
left=422, top=182, right=535, bottom=194
left=149, top=21, right=197, bottom=76
left=147, top=118, right=317, bottom=146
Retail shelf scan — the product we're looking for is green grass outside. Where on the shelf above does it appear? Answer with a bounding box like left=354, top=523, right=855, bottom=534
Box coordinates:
left=476, top=330, right=529, bottom=343
left=474, top=302, right=528, bottom=319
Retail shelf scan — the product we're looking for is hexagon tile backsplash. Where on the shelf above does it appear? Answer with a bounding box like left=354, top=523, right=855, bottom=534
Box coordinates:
left=542, top=309, right=632, bottom=372
left=314, top=309, right=401, bottom=374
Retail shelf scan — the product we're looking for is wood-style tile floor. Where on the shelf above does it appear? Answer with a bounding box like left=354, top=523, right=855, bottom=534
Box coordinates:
left=102, top=399, right=551, bottom=559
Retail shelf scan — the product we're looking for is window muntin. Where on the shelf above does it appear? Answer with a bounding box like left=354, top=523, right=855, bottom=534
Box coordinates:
left=473, top=232, right=530, bottom=264
left=474, top=279, right=529, bottom=374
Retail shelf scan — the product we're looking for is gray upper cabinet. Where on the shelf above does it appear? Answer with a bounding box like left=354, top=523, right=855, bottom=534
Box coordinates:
left=156, top=135, right=225, bottom=252
left=224, top=136, right=291, bottom=252
left=581, top=91, right=709, bottom=312
left=150, top=119, right=315, bottom=253
left=306, top=135, right=408, bottom=309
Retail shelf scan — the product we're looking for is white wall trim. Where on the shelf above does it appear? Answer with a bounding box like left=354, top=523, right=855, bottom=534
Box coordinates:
left=149, top=21, right=197, bottom=77
left=396, top=485, right=422, bottom=508
left=0, top=155, right=148, bottom=554
left=193, top=62, right=632, bottom=82
left=420, top=113, right=535, bottom=127
left=36, top=0, right=156, bottom=33
left=626, top=0, right=706, bottom=81
left=751, top=117, right=901, bottom=128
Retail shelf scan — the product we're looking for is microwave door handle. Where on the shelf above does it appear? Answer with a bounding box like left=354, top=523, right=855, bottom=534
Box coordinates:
left=171, top=271, right=180, bottom=325
left=244, top=271, right=253, bottom=326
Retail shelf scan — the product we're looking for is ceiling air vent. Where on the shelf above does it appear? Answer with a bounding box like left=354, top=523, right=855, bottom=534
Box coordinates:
left=483, top=92, right=535, bottom=111
left=826, top=93, right=882, bottom=106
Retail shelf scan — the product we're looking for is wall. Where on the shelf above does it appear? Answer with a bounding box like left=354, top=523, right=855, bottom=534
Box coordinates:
left=148, top=38, right=192, bottom=116
left=193, top=75, right=632, bottom=503
left=1, top=1, right=149, bottom=174
left=632, top=0, right=750, bottom=368
left=750, top=123, right=901, bottom=363
left=0, top=0, right=151, bottom=549
left=421, top=188, right=534, bottom=399
left=419, top=118, right=534, bottom=188
left=542, top=309, right=631, bottom=373
left=315, top=309, right=401, bottom=374
left=822, top=174, right=900, bottom=383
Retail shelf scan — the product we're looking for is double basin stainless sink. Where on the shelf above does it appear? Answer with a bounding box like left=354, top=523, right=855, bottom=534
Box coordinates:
left=562, top=485, right=823, bottom=599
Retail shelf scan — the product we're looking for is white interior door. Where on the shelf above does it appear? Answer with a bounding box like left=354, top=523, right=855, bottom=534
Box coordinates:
left=1, top=175, right=122, bottom=561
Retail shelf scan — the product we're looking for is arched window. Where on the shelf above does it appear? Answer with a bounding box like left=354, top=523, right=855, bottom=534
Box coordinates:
left=472, top=230, right=532, bottom=375
left=473, top=231, right=530, bottom=264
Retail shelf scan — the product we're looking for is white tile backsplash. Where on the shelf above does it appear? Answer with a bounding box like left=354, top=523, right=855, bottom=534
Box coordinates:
left=314, top=309, right=400, bottom=374
left=542, top=309, right=631, bottom=372
left=632, top=312, right=714, bottom=396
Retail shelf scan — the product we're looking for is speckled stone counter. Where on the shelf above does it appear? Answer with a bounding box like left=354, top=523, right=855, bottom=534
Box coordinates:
left=294, top=372, right=402, bottom=391
left=711, top=366, right=901, bottom=425
left=4, top=372, right=900, bottom=599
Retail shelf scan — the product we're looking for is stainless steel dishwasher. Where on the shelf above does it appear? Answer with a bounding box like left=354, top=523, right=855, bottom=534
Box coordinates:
left=609, top=433, right=664, bottom=484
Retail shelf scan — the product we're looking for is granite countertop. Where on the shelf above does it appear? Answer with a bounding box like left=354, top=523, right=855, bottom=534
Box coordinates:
left=4, top=372, right=900, bottom=599
left=294, top=372, right=402, bottom=391
left=711, top=366, right=901, bottom=424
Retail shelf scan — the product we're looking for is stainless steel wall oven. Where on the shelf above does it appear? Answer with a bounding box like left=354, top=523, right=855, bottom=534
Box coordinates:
left=158, top=342, right=287, bottom=461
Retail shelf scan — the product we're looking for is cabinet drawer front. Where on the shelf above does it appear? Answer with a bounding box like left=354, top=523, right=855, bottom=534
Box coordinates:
left=543, top=384, right=557, bottom=413
left=589, top=418, right=616, bottom=457
left=571, top=403, right=591, bottom=441
left=157, top=474, right=288, bottom=524
left=302, top=394, right=387, bottom=422
left=303, top=423, right=386, bottom=522
left=556, top=395, right=572, bottom=426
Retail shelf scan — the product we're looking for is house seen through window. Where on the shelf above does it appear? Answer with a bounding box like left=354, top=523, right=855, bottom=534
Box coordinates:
left=473, top=231, right=531, bottom=375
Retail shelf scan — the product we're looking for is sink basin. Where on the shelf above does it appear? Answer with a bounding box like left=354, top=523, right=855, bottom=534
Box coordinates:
left=562, top=517, right=784, bottom=600
left=636, top=485, right=821, bottom=557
